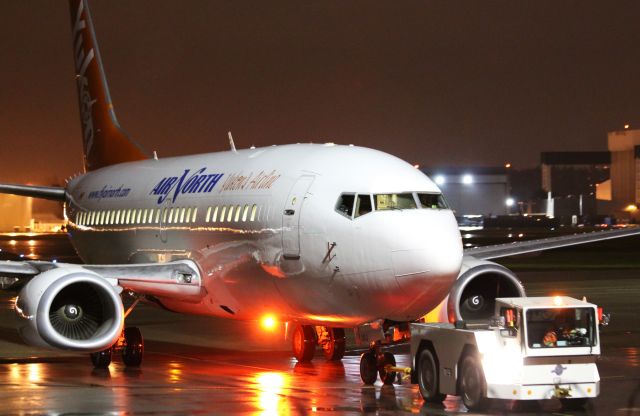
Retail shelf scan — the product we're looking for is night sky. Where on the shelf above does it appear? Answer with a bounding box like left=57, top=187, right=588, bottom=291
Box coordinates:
left=1, top=1, right=640, bottom=184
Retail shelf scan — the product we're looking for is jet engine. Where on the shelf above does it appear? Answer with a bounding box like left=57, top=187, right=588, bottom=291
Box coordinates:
left=429, top=256, right=526, bottom=323
left=15, top=267, right=124, bottom=352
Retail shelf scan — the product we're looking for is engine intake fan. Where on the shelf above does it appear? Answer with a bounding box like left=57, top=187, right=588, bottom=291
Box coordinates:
left=16, top=267, right=124, bottom=352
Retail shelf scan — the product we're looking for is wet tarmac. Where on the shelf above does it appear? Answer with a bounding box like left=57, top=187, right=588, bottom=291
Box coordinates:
left=0, top=234, right=639, bottom=414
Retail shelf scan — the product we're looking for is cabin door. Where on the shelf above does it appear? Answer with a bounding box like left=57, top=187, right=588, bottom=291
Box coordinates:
left=282, top=175, right=315, bottom=259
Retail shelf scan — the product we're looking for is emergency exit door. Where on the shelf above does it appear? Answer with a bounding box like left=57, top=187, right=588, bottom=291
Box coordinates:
left=282, top=175, right=315, bottom=259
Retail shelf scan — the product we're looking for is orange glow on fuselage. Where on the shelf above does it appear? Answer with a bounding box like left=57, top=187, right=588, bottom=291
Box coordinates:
left=260, top=315, right=277, bottom=331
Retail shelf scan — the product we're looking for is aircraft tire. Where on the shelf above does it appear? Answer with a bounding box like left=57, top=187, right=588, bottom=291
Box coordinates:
left=360, top=351, right=377, bottom=384
left=378, top=352, right=397, bottom=385
left=292, top=325, right=316, bottom=362
left=122, top=327, right=144, bottom=367
left=90, top=347, right=112, bottom=369
left=322, top=328, right=346, bottom=361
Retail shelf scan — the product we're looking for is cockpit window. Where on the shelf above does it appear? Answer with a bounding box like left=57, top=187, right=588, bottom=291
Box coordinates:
left=417, top=193, right=449, bottom=209
left=374, top=193, right=417, bottom=210
left=355, top=194, right=372, bottom=218
left=335, top=194, right=355, bottom=218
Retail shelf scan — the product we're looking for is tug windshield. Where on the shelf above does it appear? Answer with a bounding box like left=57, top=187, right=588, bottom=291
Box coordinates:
left=526, top=307, right=596, bottom=348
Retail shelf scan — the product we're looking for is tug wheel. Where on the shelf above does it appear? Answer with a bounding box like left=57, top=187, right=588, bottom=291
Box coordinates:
left=459, top=354, right=488, bottom=411
left=378, top=352, right=397, bottom=385
left=322, top=328, right=346, bottom=361
left=90, top=347, right=112, bottom=369
left=359, top=351, right=377, bottom=385
left=560, top=398, right=588, bottom=410
left=122, top=327, right=144, bottom=367
left=292, top=325, right=316, bottom=362
left=418, top=349, right=446, bottom=403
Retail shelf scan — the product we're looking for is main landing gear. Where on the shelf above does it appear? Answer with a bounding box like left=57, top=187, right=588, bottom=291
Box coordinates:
left=90, top=326, right=144, bottom=369
left=292, top=325, right=346, bottom=362
left=90, top=295, right=144, bottom=369
left=359, top=342, right=398, bottom=385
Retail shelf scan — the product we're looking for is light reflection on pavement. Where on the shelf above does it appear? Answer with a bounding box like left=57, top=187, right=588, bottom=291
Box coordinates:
left=1, top=345, right=629, bottom=415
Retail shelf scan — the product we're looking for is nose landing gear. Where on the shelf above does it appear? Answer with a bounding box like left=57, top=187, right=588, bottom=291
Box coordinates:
left=359, top=343, right=397, bottom=385
left=292, top=325, right=346, bottom=362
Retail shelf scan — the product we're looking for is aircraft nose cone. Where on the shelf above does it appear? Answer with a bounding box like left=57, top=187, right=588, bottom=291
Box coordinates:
left=388, top=210, right=462, bottom=319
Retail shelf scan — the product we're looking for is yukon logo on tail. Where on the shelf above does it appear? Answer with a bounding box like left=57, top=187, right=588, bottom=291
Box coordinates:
left=72, top=0, right=96, bottom=155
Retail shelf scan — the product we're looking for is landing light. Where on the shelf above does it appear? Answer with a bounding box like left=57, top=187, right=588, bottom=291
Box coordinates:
left=462, top=174, right=473, bottom=185
left=553, top=296, right=563, bottom=306
left=261, top=315, right=277, bottom=331
left=434, top=175, right=446, bottom=185
left=506, top=198, right=515, bottom=207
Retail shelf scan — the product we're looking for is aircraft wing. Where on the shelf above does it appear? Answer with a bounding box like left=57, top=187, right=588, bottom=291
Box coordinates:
left=0, top=259, right=202, bottom=300
left=0, top=183, right=66, bottom=201
left=464, top=226, right=640, bottom=260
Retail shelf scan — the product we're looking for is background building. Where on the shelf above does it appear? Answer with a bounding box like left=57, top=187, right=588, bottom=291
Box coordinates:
left=541, top=152, right=610, bottom=197
left=608, top=128, right=640, bottom=216
left=0, top=194, right=32, bottom=232
left=421, top=167, right=509, bottom=216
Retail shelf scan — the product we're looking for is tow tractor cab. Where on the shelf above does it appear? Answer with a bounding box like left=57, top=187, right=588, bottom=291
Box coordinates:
left=410, top=296, right=605, bottom=411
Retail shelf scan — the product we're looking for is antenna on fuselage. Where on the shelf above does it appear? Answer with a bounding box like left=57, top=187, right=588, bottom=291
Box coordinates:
left=228, top=131, right=237, bottom=153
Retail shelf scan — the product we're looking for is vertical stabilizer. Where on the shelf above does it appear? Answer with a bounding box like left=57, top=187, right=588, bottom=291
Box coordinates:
left=69, top=0, right=148, bottom=171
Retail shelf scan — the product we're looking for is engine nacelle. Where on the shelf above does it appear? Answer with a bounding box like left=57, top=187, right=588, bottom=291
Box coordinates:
left=427, top=256, right=526, bottom=323
left=15, top=267, right=124, bottom=352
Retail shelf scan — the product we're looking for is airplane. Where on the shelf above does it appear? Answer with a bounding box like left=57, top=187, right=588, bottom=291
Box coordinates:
left=1, top=0, right=639, bottom=384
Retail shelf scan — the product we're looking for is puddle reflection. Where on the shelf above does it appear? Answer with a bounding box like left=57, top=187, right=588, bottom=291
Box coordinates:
left=253, top=371, right=291, bottom=416
left=624, top=347, right=639, bottom=367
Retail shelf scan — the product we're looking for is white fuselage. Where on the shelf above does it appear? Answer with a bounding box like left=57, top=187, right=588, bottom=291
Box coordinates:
left=66, top=144, right=463, bottom=326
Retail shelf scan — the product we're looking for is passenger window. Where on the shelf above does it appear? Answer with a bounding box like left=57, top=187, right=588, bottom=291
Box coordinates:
left=242, top=205, right=249, bottom=222
left=90, top=211, right=95, bottom=225
left=234, top=205, right=241, bottom=222
left=142, top=209, right=147, bottom=224
left=124, top=209, right=130, bottom=224
left=220, top=206, right=227, bottom=222
left=206, top=207, right=212, bottom=222
left=168, top=208, right=175, bottom=224
left=192, top=207, right=197, bottom=222
left=212, top=206, right=219, bottom=222
left=250, top=205, right=257, bottom=221
left=227, top=206, right=234, bottom=222
left=335, top=194, right=355, bottom=218
left=180, top=207, right=186, bottom=223
left=374, top=193, right=417, bottom=210
left=105, top=210, right=111, bottom=225
left=114, top=210, right=120, bottom=225
left=417, top=193, right=449, bottom=209
left=355, top=194, right=373, bottom=218
left=136, top=209, right=142, bottom=223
